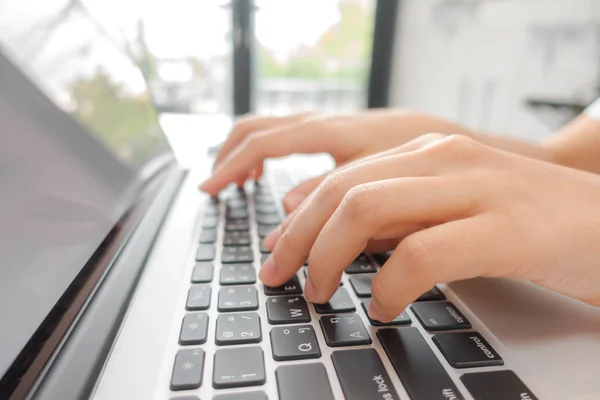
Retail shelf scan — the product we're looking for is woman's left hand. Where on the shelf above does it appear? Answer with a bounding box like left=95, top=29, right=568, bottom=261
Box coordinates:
left=259, top=133, right=600, bottom=322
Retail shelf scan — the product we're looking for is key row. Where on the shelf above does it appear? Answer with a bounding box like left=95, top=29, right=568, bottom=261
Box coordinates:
left=178, top=311, right=371, bottom=348
left=185, top=282, right=469, bottom=331
left=172, top=330, right=535, bottom=399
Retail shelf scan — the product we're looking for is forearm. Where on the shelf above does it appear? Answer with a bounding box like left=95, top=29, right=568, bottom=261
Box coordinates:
left=542, top=115, right=600, bottom=174
left=472, top=132, right=554, bottom=163
left=468, top=116, right=600, bottom=175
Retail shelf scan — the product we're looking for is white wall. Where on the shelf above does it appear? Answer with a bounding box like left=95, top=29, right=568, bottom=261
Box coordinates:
left=389, top=0, right=600, bottom=141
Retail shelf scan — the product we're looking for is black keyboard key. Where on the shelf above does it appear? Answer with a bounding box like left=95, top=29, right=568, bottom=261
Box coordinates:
left=205, top=202, right=219, bottom=217
left=170, top=348, right=204, bottom=391
left=461, top=370, right=538, bottom=400
left=348, top=274, right=374, bottom=297
left=191, top=262, right=213, bottom=283
left=213, top=347, right=265, bottom=389
left=270, top=324, right=321, bottom=361
left=433, top=332, right=504, bottom=368
left=255, top=213, right=281, bottom=225
left=378, top=327, right=464, bottom=400
left=320, top=314, right=371, bottom=347
left=255, top=203, right=278, bottom=214
left=331, top=349, right=399, bottom=400
left=196, top=244, right=215, bottom=261
left=411, top=301, right=471, bottom=331
left=266, top=296, right=311, bottom=324
left=179, top=313, right=209, bottom=345
left=261, top=253, right=269, bottom=265
left=199, top=228, right=217, bottom=244
left=220, top=264, right=256, bottom=285
left=276, top=363, right=334, bottom=400
left=259, top=238, right=270, bottom=254
left=226, top=188, right=246, bottom=200
left=344, top=255, right=376, bottom=274
left=361, top=299, right=411, bottom=326
left=223, top=230, right=251, bottom=246
left=186, top=285, right=211, bottom=310
left=314, top=287, right=355, bottom=314
left=227, top=208, right=249, bottom=219
left=371, top=252, right=391, bottom=266
left=202, top=216, right=218, bottom=228
left=257, top=224, right=278, bottom=238
left=225, top=220, right=250, bottom=231
left=215, top=312, right=261, bottom=345
left=213, top=392, right=267, bottom=400
left=221, top=246, right=254, bottom=263
left=218, top=286, right=259, bottom=312
left=304, top=267, right=342, bottom=286
left=416, top=286, right=446, bottom=301
left=226, top=198, right=247, bottom=209
left=264, top=275, right=302, bottom=296
left=254, top=194, right=274, bottom=204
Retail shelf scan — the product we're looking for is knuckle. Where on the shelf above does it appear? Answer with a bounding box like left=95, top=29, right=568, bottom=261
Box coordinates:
left=435, top=134, right=481, bottom=161
left=231, top=116, right=258, bottom=135
left=418, top=132, right=448, bottom=143
left=340, top=184, right=376, bottom=219
left=241, top=132, right=266, bottom=152
left=318, top=170, right=349, bottom=200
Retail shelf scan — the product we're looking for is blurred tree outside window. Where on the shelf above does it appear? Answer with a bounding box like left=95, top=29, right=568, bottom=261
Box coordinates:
left=255, top=0, right=375, bottom=115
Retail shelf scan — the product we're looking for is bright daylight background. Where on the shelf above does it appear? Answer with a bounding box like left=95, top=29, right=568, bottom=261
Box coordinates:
left=0, top=0, right=373, bottom=116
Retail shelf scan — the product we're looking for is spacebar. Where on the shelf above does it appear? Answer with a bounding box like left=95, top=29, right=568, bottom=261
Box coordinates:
left=377, top=327, right=465, bottom=400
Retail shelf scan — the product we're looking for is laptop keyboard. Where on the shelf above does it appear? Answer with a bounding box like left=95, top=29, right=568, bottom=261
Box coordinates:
left=169, top=172, right=539, bottom=400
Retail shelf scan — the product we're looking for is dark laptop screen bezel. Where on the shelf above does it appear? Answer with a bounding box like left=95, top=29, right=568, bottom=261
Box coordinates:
left=0, top=48, right=177, bottom=399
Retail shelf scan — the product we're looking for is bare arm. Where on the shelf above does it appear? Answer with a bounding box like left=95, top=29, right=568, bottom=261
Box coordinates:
left=543, top=115, right=600, bottom=174
left=466, top=114, right=600, bottom=175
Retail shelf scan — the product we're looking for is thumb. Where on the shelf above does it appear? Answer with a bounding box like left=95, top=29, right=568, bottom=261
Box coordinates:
left=282, top=174, right=326, bottom=214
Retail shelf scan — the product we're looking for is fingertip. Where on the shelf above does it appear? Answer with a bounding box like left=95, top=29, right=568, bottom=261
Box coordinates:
left=304, top=277, right=317, bottom=302
left=258, top=255, right=276, bottom=283
left=368, top=299, right=387, bottom=322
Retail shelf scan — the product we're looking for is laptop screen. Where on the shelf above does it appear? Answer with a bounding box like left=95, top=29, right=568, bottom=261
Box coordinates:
left=0, top=0, right=173, bottom=378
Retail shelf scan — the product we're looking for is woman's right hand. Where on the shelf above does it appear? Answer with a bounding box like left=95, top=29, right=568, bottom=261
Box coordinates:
left=200, top=110, right=481, bottom=212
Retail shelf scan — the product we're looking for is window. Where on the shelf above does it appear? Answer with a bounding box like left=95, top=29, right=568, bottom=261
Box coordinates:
left=254, top=0, right=376, bottom=115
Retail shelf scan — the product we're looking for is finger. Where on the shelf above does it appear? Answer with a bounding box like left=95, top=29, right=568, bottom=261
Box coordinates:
left=282, top=174, right=326, bottom=213
left=261, top=206, right=299, bottom=253
left=251, top=163, right=265, bottom=181
left=259, top=136, right=466, bottom=289
left=306, top=177, right=477, bottom=302
left=214, top=113, right=310, bottom=169
left=261, top=134, right=476, bottom=285
left=369, top=215, right=500, bottom=322
left=200, top=120, right=341, bottom=195
left=276, top=132, right=449, bottom=215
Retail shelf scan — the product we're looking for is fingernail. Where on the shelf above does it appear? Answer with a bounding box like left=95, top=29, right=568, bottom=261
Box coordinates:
left=304, top=277, right=317, bottom=302
left=258, top=255, right=276, bottom=281
left=283, top=192, right=305, bottom=211
left=199, top=180, right=210, bottom=191
left=263, top=225, right=282, bottom=250
left=368, top=299, right=383, bottom=322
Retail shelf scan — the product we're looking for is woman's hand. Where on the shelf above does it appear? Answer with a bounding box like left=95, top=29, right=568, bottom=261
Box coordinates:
left=200, top=110, right=481, bottom=212
left=259, top=134, right=600, bottom=322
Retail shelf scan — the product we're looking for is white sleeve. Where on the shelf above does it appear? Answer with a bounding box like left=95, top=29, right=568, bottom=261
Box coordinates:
left=584, top=97, right=600, bottom=120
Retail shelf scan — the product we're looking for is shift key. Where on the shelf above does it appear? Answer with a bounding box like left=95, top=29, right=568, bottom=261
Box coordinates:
left=331, top=349, right=399, bottom=400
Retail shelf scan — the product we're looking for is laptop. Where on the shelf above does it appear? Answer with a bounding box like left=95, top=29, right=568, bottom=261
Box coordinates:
left=2, top=6, right=600, bottom=400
